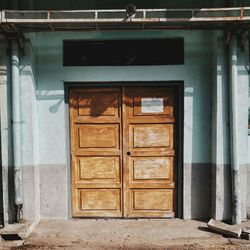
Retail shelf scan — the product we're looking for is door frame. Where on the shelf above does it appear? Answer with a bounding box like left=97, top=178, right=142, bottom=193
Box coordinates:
left=64, top=81, right=184, bottom=218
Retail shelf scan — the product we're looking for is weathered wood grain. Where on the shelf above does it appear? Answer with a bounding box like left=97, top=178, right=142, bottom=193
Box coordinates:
left=70, top=86, right=176, bottom=218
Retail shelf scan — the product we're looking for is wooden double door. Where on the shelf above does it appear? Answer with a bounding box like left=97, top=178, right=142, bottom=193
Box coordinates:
left=70, top=86, right=176, bottom=218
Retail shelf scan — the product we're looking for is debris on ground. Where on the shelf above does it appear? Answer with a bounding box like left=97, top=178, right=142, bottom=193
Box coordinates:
left=241, top=227, right=250, bottom=240
left=207, top=219, right=250, bottom=240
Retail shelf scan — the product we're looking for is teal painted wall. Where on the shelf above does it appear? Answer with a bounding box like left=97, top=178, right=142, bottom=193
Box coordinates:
left=34, top=30, right=213, bottom=166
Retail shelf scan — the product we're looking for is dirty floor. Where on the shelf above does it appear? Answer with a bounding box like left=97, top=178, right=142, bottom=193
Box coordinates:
left=1, top=219, right=250, bottom=249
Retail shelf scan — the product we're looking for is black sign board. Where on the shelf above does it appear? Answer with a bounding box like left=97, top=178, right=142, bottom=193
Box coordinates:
left=63, top=38, right=184, bottom=66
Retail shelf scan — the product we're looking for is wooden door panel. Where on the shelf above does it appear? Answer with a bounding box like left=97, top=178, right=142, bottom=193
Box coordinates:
left=71, top=88, right=121, bottom=123
left=132, top=189, right=173, bottom=210
left=78, top=157, right=120, bottom=183
left=124, top=87, right=176, bottom=218
left=128, top=189, right=174, bottom=217
left=77, top=92, right=120, bottom=117
left=80, top=189, right=121, bottom=210
left=70, top=87, right=122, bottom=217
left=130, top=157, right=173, bottom=181
left=130, top=124, right=173, bottom=149
left=77, top=124, right=120, bottom=149
left=76, top=188, right=121, bottom=217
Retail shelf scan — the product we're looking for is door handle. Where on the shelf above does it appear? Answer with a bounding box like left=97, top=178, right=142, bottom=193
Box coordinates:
left=127, top=152, right=131, bottom=156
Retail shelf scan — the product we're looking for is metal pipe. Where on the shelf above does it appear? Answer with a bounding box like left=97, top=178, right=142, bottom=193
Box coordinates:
left=11, top=38, right=23, bottom=222
left=229, top=34, right=241, bottom=224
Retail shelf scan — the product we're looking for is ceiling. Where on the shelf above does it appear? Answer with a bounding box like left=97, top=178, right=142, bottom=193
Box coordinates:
left=0, top=0, right=247, bottom=10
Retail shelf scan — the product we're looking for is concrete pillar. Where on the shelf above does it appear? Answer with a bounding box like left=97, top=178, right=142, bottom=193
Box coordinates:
left=248, top=77, right=250, bottom=218
left=0, top=37, right=16, bottom=224
left=236, top=36, right=249, bottom=221
left=211, top=31, right=231, bottom=221
left=212, top=32, right=249, bottom=222
left=11, top=39, right=23, bottom=212
left=0, top=38, right=7, bottom=225
left=229, top=34, right=241, bottom=224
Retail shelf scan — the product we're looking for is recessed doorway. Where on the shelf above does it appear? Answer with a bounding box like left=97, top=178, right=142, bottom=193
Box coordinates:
left=70, top=86, right=178, bottom=218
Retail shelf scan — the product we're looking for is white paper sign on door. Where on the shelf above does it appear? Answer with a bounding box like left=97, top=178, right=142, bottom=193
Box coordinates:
left=141, top=98, right=164, bottom=113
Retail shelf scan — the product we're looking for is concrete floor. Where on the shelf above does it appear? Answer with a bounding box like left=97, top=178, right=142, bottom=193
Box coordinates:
left=1, top=219, right=250, bottom=249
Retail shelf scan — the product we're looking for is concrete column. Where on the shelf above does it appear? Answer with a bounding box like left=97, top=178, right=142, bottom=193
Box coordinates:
left=0, top=38, right=7, bottom=225
left=0, top=37, right=16, bottom=224
left=11, top=40, right=23, bottom=220
left=211, top=31, right=231, bottom=221
left=235, top=36, right=249, bottom=221
left=229, top=34, right=241, bottom=224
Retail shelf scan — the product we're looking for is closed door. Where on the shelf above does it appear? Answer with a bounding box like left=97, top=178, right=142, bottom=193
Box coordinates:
left=70, top=86, right=176, bottom=218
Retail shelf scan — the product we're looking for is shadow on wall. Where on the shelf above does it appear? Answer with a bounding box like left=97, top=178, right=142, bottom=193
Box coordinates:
left=49, top=99, right=64, bottom=113
left=191, top=163, right=211, bottom=219
left=36, top=90, right=65, bottom=113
